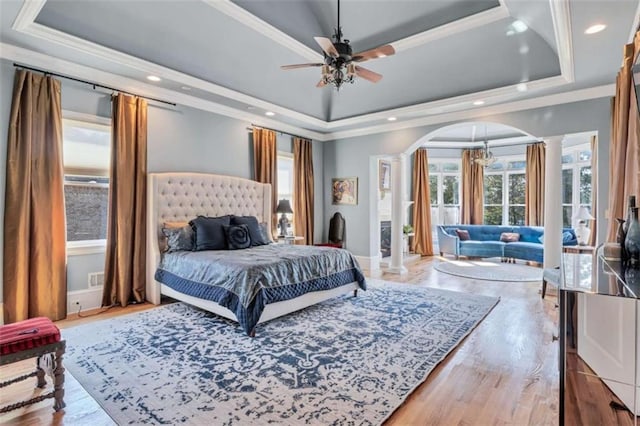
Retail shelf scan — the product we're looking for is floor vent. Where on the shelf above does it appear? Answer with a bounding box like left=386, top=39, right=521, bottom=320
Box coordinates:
left=88, top=272, right=105, bottom=288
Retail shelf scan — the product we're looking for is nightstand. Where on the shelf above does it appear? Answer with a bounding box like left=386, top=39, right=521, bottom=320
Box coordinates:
left=563, top=245, right=594, bottom=254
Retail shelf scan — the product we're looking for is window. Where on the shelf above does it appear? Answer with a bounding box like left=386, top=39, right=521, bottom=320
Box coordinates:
left=483, top=174, right=503, bottom=225
left=561, top=143, right=593, bottom=228
left=507, top=173, right=525, bottom=225
left=62, top=118, right=111, bottom=244
left=429, top=161, right=461, bottom=247
left=482, top=158, right=526, bottom=225
left=277, top=153, right=294, bottom=232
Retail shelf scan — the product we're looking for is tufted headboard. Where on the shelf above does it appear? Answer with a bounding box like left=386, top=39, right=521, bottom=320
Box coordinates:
left=146, top=172, right=272, bottom=304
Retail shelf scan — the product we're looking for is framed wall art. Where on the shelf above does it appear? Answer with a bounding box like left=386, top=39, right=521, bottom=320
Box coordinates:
left=332, top=177, right=358, bottom=205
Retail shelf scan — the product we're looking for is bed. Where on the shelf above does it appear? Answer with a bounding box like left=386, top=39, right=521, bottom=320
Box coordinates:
left=146, top=172, right=366, bottom=335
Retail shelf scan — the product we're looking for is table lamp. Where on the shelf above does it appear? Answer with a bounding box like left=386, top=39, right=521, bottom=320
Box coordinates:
left=276, top=199, right=293, bottom=237
left=573, top=206, right=595, bottom=245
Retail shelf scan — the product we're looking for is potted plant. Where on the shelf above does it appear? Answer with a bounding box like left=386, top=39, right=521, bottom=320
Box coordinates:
left=403, top=225, right=414, bottom=253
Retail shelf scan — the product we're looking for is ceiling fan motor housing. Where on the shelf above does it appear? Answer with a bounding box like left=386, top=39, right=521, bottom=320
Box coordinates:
left=325, top=41, right=353, bottom=67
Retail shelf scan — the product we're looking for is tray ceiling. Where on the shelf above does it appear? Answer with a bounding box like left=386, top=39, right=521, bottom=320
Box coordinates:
left=0, top=0, right=638, bottom=139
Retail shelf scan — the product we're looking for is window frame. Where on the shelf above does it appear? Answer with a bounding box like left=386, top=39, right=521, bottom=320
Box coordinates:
left=482, top=154, right=527, bottom=225
left=276, top=151, right=295, bottom=233
left=428, top=159, right=461, bottom=248
left=561, top=143, right=592, bottom=228
left=62, top=112, right=111, bottom=255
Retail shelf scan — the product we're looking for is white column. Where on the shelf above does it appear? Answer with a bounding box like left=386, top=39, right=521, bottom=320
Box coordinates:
left=543, top=136, right=563, bottom=269
left=389, top=154, right=408, bottom=274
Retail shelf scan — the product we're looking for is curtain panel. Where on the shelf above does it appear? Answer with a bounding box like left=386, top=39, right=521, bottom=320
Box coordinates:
left=3, top=70, right=67, bottom=323
left=102, top=93, right=147, bottom=307
left=525, top=142, right=546, bottom=226
left=607, top=31, right=640, bottom=241
left=252, top=128, right=278, bottom=234
left=411, top=149, right=434, bottom=255
left=293, top=137, right=314, bottom=245
left=461, top=149, right=484, bottom=224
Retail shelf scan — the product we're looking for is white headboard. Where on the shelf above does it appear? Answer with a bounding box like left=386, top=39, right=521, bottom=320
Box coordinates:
left=146, top=172, right=272, bottom=304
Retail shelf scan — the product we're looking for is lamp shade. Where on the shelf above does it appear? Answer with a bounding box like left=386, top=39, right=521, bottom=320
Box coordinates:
left=572, top=206, right=594, bottom=221
left=276, top=199, right=293, bottom=214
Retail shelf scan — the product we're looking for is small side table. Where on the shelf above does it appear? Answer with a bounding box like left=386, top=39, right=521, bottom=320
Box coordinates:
left=563, top=245, right=594, bottom=254
left=277, top=236, right=304, bottom=245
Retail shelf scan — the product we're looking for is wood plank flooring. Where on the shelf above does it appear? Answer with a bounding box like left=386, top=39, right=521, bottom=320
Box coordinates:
left=0, top=256, right=607, bottom=425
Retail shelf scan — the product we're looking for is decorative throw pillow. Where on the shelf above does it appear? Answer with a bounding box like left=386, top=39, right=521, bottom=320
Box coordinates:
left=538, top=235, right=544, bottom=244
left=259, top=222, right=274, bottom=243
left=500, top=232, right=520, bottom=243
left=231, top=216, right=270, bottom=246
left=455, top=229, right=471, bottom=240
left=223, top=224, right=251, bottom=250
left=190, top=215, right=232, bottom=251
left=562, top=231, right=574, bottom=244
left=162, top=225, right=194, bottom=252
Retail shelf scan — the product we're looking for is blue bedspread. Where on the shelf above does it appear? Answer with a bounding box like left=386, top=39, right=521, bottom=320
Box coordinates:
left=155, top=244, right=366, bottom=334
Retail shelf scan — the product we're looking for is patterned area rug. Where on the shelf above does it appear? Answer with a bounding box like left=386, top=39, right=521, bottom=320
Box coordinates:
left=434, top=258, right=543, bottom=282
left=63, top=280, right=499, bottom=425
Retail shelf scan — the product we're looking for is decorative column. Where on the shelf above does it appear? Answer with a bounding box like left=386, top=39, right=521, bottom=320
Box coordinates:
left=389, top=154, right=408, bottom=274
left=543, top=136, right=563, bottom=269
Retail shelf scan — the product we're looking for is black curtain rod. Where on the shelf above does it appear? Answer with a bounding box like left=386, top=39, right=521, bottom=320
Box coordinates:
left=248, top=124, right=309, bottom=141
left=13, top=63, right=176, bottom=107
left=425, top=140, right=543, bottom=150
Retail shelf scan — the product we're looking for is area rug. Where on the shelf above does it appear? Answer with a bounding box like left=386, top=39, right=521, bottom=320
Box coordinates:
left=62, top=280, right=499, bottom=425
left=434, top=258, right=542, bottom=282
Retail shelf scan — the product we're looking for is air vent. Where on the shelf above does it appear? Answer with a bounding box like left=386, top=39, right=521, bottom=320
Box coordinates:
left=88, top=272, right=104, bottom=288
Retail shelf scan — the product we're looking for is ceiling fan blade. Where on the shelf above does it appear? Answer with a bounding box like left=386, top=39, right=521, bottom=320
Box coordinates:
left=316, top=79, right=327, bottom=88
left=281, top=63, right=324, bottom=70
left=314, top=36, right=339, bottom=58
left=355, top=66, right=383, bottom=83
left=352, top=44, right=395, bottom=62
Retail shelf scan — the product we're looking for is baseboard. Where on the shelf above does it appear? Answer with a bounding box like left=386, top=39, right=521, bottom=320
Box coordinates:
left=67, top=288, right=103, bottom=314
left=355, top=255, right=380, bottom=272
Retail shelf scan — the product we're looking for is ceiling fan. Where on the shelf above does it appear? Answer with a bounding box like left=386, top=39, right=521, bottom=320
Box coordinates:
left=280, top=0, right=395, bottom=90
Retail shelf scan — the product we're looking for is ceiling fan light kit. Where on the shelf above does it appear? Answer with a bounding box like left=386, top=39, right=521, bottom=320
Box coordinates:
left=281, top=0, right=395, bottom=91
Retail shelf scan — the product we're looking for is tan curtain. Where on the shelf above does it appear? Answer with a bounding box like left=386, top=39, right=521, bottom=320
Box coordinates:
left=525, top=142, right=546, bottom=226
left=607, top=31, right=640, bottom=241
left=3, top=70, right=66, bottom=323
left=589, top=135, right=598, bottom=245
left=102, top=94, right=147, bottom=307
left=411, top=149, right=434, bottom=255
left=253, top=127, right=278, bottom=233
left=461, top=149, right=484, bottom=224
left=293, top=137, right=314, bottom=245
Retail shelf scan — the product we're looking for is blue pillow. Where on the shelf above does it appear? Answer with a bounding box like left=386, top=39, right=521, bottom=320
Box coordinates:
left=231, top=216, right=270, bottom=246
left=190, top=215, right=232, bottom=251
left=562, top=231, right=574, bottom=244
left=223, top=224, right=251, bottom=250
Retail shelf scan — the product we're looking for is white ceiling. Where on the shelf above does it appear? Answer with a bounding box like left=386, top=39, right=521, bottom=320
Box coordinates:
left=0, top=0, right=638, bottom=140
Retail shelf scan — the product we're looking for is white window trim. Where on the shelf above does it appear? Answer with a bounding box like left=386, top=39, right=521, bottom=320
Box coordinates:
left=67, top=239, right=107, bottom=256
left=561, top=143, right=592, bottom=228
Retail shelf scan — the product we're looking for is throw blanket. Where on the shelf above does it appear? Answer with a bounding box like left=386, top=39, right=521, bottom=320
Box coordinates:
left=155, top=244, right=366, bottom=334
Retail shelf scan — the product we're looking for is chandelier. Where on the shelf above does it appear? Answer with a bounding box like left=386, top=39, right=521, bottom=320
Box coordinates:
left=321, top=63, right=356, bottom=90
left=473, top=125, right=496, bottom=167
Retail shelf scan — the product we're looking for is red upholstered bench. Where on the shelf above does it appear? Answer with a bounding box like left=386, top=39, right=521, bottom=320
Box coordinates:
left=0, top=317, right=66, bottom=413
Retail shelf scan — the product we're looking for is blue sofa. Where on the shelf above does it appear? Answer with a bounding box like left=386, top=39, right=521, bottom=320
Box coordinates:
left=437, top=225, right=577, bottom=263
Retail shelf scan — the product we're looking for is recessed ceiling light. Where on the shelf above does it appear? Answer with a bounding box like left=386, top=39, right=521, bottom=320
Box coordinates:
left=473, top=100, right=485, bottom=106
left=265, top=111, right=275, bottom=116
left=387, top=117, right=397, bottom=121
left=511, top=20, right=528, bottom=33
left=517, top=83, right=528, bottom=92
left=180, top=86, right=191, bottom=91
left=519, top=45, right=529, bottom=55
left=146, top=75, right=161, bottom=82
left=585, top=24, right=606, bottom=35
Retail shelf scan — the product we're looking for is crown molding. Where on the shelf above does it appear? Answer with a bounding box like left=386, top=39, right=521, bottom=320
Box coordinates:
left=324, top=84, right=615, bottom=141
left=202, top=0, right=321, bottom=62
left=549, top=0, right=574, bottom=83
left=1, top=43, right=328, bottom=141
left=11, top=0, right=45, bottom=31
left=391, top=3, right=510, bottom=53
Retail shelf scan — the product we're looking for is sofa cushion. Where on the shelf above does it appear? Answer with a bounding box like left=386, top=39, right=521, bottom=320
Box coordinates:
left=459, top=240, right=505, bottom=257
left=517, top=226, right=544, bottom=243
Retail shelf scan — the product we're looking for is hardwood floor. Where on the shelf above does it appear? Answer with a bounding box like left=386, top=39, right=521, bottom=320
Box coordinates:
left=2, top=257, right=564, bottom=425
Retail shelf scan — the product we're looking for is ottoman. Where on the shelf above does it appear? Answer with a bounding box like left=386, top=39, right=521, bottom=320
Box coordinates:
left=0, top=317, right=66, bottom=412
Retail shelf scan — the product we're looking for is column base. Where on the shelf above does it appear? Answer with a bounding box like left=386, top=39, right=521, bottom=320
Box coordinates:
left=387, top=265, right=408, bottom=275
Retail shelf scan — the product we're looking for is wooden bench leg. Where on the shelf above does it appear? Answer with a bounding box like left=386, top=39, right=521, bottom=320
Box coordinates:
left=53, top=346, right=66, bottom=411
left=541, top=279, right=547, bottom=299
left=35, top=357, right=46, bottom=389
left=353, top=289, right=358, bottom=297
